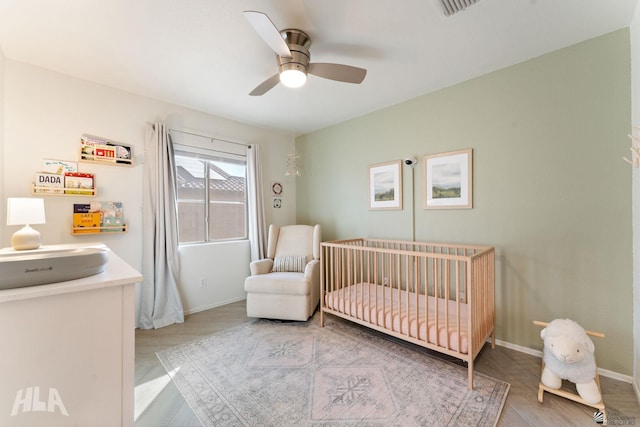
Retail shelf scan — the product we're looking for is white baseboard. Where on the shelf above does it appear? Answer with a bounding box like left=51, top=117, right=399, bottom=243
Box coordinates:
left=494, top=339, right=634, bottom=384
left=184, top=296, right=246, bottom=316
left=495, top=338, right=543, bottom=358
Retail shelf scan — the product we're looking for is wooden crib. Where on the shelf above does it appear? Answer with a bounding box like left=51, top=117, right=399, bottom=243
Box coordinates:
left=320, top=238, right=495, bottom=389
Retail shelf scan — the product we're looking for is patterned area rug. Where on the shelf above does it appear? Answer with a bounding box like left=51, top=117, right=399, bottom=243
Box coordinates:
left=157, top=315, right=509, bottom=426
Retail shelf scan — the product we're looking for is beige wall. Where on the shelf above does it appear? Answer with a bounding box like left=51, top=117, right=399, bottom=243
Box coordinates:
left=297, top=29, right=633, bottom=375
left=1, top=60, right=295, bottom=315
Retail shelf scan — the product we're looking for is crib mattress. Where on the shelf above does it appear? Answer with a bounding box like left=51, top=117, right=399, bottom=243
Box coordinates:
left=324, top=283, right=469, bottom=354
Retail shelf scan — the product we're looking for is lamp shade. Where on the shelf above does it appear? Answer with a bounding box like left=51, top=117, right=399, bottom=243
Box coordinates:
left=7, top=198, right=46, bottom=226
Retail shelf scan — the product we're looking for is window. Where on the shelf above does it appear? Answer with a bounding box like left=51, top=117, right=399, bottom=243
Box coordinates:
left=175, top=150, right=247, bottom=244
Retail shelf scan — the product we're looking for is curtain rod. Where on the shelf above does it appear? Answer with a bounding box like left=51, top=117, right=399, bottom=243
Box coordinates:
left=168, top=128, right=249, bottom=148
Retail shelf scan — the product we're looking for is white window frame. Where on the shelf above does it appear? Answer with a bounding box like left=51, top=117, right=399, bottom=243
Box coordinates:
left=174, top=142, right=248, bottom=245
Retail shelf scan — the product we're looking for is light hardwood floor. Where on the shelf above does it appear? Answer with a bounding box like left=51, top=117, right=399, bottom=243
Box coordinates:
left=135, top=300, right=639, bottom=426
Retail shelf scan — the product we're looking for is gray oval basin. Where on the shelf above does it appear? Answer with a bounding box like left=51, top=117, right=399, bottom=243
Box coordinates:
left=0, top=246, right=109, bottom=290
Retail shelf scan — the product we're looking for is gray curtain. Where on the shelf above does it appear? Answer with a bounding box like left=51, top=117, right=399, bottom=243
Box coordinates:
left=138, top=122, right=184, bottom=329
left=246, top=144, right=267, bottom=261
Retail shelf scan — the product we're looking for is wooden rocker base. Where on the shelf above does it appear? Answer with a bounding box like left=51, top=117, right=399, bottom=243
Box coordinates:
left=537, top=363, right=606, bottom=424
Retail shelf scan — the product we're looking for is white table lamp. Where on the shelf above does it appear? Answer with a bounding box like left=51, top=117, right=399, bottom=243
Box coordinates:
left=7, top=198, right=46, bottom=250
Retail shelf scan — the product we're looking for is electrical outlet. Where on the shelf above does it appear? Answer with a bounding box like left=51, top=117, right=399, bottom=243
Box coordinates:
left=200, top=277, right=206, bottom=288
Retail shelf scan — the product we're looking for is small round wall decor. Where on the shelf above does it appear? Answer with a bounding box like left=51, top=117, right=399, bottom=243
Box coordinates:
left=271, top=182, right=283, bottom=196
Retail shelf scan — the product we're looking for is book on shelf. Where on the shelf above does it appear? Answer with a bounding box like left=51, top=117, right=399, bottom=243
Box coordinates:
left=102, top=217, right=124, bottom=232
left=64, top=172, right=94, bottom=195
left=73, top=212, right=101, bottom=234
left=97, top=201, right=125, bottom=232
left=34, top=173, right=65, bottom=194
left=42, top=159, right=77, bottom=174
left=73, top=203, right=91, bottom=213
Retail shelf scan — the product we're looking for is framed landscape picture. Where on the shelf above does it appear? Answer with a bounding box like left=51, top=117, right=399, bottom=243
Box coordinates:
left=423, top=149, right=473, bottom=209
left=369, top=160, right=402, bottom=210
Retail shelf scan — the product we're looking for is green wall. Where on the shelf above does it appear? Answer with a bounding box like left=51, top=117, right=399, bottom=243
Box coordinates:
left=297, top=29, right=632, bottom=375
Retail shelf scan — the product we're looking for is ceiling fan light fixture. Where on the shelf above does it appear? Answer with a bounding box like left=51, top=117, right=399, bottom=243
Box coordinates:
left=244, top=12, right=367, bottom=96
left=280, top=68, right=307, bottom=88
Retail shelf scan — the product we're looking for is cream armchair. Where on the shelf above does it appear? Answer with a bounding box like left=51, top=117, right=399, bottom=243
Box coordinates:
left=244, top=224, right=321, bottom=321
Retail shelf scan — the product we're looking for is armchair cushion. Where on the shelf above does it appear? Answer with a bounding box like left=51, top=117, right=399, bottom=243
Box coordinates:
left=244, top=272, right=309, bottom=296
left=272, top=255, right=307, bottom=273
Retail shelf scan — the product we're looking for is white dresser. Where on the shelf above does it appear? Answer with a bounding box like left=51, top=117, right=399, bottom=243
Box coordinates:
left=0, top=245, right=142, bottom=427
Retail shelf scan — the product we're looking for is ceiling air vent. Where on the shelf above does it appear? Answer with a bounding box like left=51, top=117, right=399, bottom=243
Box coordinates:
left=435, top=0, right=482, bottom=17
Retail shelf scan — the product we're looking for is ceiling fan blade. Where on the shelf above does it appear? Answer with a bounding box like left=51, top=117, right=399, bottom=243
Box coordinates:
left=243, top=11, right=292, bottom=58
left=249, top=74, right=281, bottom=96
left=308, top=63, right=367, bottom=84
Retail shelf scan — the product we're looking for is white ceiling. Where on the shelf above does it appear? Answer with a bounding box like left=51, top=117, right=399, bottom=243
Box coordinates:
left=0, top=0, right=637, bottom=135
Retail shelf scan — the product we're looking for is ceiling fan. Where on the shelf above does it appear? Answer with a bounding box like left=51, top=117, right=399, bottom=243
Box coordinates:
left=243, top=11, right=367, bottom=96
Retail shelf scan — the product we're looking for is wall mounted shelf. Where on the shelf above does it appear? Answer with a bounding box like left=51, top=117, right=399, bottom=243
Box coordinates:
left=32, top=184, right=97, bottom=197
left=72, top=201, right=124, bottom=236
left=79, top=156, right=133, bottom=167
left=80, top=134, right=133, bottom=167
left=71, top=225, right=128, bottom=235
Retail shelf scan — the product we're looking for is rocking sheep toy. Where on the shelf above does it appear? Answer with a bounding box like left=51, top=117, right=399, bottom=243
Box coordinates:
left=540, top=318, right=601, bottom=404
